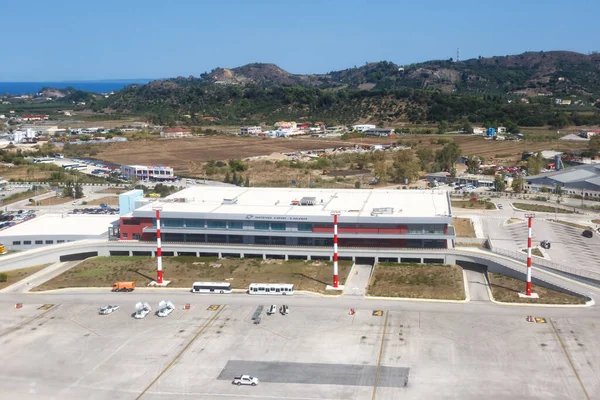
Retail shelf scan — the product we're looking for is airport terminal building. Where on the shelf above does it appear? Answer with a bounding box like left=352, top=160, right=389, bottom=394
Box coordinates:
left=119, top=187, right=454, bottom=249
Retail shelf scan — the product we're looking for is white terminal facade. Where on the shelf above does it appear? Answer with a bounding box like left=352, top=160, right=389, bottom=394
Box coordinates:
left=119, top=187, right=454, bottom=249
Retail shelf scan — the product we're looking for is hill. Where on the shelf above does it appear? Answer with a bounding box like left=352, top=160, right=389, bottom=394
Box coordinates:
left=98, top=51, right=600, bottom=126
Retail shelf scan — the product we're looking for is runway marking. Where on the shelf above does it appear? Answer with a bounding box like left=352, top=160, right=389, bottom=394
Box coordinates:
left=38, top=304, right=54, bottom=310
left=372, top=310, right=383, bottom=316
left=135, top=306, right=226, bottom=400
left=372, top=310, right=389, bottom=400
left=207, top=305, right=220, bottom=311
left=146, top=391, right=334, bottom=399
left=550, top=319, right=590, bottom=400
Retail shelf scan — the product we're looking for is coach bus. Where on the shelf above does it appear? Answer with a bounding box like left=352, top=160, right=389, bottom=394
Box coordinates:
left=248, top=283, right=294, bottom=295
left=191, top=282, right=232, bottom=294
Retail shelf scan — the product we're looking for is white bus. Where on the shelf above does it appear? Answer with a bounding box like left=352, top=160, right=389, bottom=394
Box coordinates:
left=248, top=283, right=294, bottom=295
left=33, top=157, right=55, bottom=164
left=191, top=282, right=232, bottom=294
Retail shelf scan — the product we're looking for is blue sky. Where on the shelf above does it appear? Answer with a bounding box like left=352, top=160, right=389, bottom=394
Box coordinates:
left=3, top=0, right=599, bottom=81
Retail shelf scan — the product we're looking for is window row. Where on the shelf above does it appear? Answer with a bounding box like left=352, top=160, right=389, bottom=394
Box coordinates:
left=12, top=239, right=68, bottom=245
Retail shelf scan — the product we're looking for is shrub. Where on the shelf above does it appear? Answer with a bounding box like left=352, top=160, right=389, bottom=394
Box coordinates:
left=0, top=273, right=7, bottom=282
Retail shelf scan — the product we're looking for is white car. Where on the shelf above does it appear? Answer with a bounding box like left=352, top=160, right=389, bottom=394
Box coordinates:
left=267, top=305, right=277, bottom=315
left=134, top=301, right=151, bottom=319
left=99, top=305, right=119, bottom=315
left=157, top=300, right=175, bottom=317
left=232, top=375, right=259, bottom=386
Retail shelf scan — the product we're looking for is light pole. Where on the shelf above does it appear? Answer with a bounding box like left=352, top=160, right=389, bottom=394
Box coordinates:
left=153, top=205, right=164, bottom=284
left=331, top=211, right=341, bottom=288
left=524, top=213, right=535, bottom=296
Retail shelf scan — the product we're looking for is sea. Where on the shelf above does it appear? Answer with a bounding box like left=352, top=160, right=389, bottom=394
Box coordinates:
left=0, top=80, right=153, bottom=95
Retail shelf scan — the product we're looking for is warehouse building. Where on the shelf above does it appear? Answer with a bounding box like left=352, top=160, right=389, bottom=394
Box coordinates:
left=120, top=165, right=175, bottom=181
left=525, top=164, right=600, bottom=197
left=119, top=187, right=454, bottom=249
left=0, top=214, right=118, bottom=251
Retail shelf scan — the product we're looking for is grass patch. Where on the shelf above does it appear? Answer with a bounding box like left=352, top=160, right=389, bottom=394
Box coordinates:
left=452, top=217, right=475, bottom=238
left=0, top=264, right=51, bottom=290
left=550, top=220, right=594, bottom=230
left=451, top=200, right=495, bottom=210
left=488, top=273, right=587, bottom=304
left=32, top=256, right=353, bottom=293
left=521, top=248, right=544, bottom=257
left=1, top=190, right=50, bottom=206
left=512, top=203, right=573, bottom=214
left=368, top=263, right=465, bottom=300
left=506, top=218, right=522, bottom=224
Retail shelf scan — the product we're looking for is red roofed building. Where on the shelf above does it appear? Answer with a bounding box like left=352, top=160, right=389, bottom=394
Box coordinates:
left=22, top=114, right=49, bottom=121
left=160, top=127, right=192, bottom=139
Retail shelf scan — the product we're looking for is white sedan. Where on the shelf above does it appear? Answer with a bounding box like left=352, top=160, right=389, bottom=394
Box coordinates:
left=99, top=305, right=119, bottom=315
left=232, top=375, right=259, bottom=386
left=157, top=300, right=175, bottom=317
left=134, top=301, right=151, bottom=319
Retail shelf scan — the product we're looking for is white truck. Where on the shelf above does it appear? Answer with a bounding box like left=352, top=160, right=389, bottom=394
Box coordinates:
left=232, top=375, right=259, bottom=386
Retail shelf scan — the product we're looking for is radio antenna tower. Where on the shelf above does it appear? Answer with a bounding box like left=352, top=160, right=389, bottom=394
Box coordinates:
left=456, top=47, right=460, bottom=62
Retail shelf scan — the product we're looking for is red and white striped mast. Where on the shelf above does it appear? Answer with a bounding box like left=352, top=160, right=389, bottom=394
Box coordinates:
left=331, top=211, right=341, bottom=288
left=525, top=213, right=534, bottom=296
left=153, top=205, right=164, bottom=284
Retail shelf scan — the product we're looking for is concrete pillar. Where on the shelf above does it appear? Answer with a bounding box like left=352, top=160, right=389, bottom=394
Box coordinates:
left=307, top=255, right=311, bottom=260
left=262, top=254, right=267, bottom=260
left=240, top=253, right=244, bottom=259
left=284, top=254, right=289, bottom=261
left=218, top=252, right=222, bottom=258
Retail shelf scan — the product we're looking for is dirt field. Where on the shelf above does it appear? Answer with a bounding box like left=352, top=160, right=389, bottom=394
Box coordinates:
left=488, top=273, right=587, bottom=304
left=367, top=263, right=465, bottom=300
left=84, top=196, right=119, bottom=206
left=33, top=256, right=353, bottom=293
left=0, top=264, right=50, bottom=290
left=452, top=217, right=476, bottom=238
left=26, top=195, right=74, bottom=206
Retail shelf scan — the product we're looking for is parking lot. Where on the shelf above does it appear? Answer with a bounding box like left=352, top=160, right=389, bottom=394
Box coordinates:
left=0, top=298, right=597, bottom=399
left=483, top=217, right=600, bottom=272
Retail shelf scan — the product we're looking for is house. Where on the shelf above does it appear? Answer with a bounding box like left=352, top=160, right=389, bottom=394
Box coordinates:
left=160, top=127, right=192, bottom=139
left=497, top=127, right=507, bottom=134
left=274, top=121, right=297, bottom=130
left=365, top=128, right=395, bottom=137
left=240, top=126, right=262, bottom=136
left=472, top=126, right=486, bottom=135
left=352, top=124, right=376, bottom=132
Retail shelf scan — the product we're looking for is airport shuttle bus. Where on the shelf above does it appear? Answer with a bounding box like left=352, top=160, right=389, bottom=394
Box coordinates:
left=248, top=283, right=294, bottom=295
left=191, top=282, right=232, bottom=294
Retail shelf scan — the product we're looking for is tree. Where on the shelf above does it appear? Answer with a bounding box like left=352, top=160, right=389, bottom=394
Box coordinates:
left=245, top=176, right=250, bottom=187
left=494, top=174, right=506, bottom=192
left=74, top=183, right=84, bottom=199
left=224, top=171, right=230, bottom=183
left=435, top=142, right=461, bottom=172
left=526, top=152, right=544, bottom=175
left=392, top=150, right=420, bottom=184
left=437, top=120, right=449, bottom=134
left=465, top=156, right=480, bottom=174
left=511, top=174, right=524, bottom=193
left=232, top=171, right=238, bottom=185
left=416, top=148, right=435, bottom=170
left=589, top=135, right=600, bottom=155
left=354, top=181, right=361, bottom=189
left=62, top=181, right=73, bottom=197
left=461, top=120, right=473, bottom=134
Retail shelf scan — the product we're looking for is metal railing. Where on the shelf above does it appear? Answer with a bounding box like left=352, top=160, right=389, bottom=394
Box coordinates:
left=488, top=236, right=600, bottom=282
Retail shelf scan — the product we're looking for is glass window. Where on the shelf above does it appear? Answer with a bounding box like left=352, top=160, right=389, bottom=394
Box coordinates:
left=407, top=224, right=423, bottom=234
left=23, top=241, right=32, bottom=245
left=228, top=221, right=243, bottom=229
left=271, top=223, right=286, bottom=231
left=133, top=234, right=140, bottom=240
left=298, top=223, right=312, bottom=232
left=45, top=240, right=53, bottom=244
left=254, top=222, right=269, bottom=230
left=185, top=219, right=205, bottom=228
left=35, top=240, right=43, bottom=244
left=12, top=241, right=20, bottom=245
left=57, top=240, right=65, bottom=244
left=207, top=220, right=226, bottom=229
left=123, top=233, right=129, bottom=238
left=164, top=219, right=184, bottom=227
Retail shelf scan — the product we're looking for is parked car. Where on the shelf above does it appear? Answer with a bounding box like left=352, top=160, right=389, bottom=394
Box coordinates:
left=232, top=375, right=259, bottom=386
left=540, top=240, right=551, bottom=250
left=279, top=305, right=289, bottom=315
left=497, top=204, right=503, bottom=209
left=582, top=230, right=594, bottom=238
left=267, top=305, right=277, bottom=315
left=134, top=302, right=151, bottom=319
left=157, top=300, right=174, bottom=317
left=99, top=305, right=120, bottom=315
